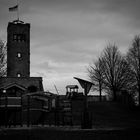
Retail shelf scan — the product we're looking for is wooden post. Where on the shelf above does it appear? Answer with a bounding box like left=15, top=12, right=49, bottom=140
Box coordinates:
left=0, top=93, right=1, bottom=128
left=20, top=94, right=23, bottom=127
left=5, top=92, right=8, bottom=128
left=27, top=95, right=30, bottom=127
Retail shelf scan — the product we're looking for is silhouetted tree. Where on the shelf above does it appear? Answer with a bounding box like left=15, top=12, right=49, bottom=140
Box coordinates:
left=0, top=39, right=6, bottom=77
left=99, top=44, right=132, bottom=101
left=88, top=58, right=104, bottom=101
left=127, top=35, right=140, bottom=106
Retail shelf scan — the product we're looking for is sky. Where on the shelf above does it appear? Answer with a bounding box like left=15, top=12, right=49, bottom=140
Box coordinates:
left=0, top=0, right=140, bottom=94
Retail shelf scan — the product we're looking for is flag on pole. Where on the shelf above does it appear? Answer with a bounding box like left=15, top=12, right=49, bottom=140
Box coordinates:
left=9, top=5, right=18, bottom=12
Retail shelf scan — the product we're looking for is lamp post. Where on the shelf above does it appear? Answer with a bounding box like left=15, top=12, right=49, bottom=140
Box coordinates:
left=2, top=89, right=8, bottom=127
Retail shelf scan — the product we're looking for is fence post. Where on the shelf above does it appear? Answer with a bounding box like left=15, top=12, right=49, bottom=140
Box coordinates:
left=27, top=95, right=30, bottom=127
left=21, top=94, right=23, bottom=127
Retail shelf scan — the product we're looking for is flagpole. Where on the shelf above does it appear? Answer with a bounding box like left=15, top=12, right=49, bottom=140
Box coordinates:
left=17, top=0, right=19, bottom=21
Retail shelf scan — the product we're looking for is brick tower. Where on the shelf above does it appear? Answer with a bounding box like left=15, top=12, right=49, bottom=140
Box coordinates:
left=7, top=21, right=30, bottom=77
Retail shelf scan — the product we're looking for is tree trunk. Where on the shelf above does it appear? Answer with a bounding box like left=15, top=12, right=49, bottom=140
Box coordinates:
left=113, top=89, right=117, bottom=101
left=138, top=83, right=140, bottom=107
left=99, top=82, right=102, bottom=101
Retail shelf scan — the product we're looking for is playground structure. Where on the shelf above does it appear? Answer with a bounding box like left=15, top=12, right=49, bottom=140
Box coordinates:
left=0, top=90, right=57, bottom=127
left=0, top=88, right=82, bottom=127
left=0, top=78, right=93, bottom=128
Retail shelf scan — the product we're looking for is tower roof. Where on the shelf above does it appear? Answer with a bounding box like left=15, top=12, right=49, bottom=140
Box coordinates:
left=12, top=20, right=24, bottom=24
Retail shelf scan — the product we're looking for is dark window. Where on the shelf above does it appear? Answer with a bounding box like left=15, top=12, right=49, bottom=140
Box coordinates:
left=28, top=85, right=38, bottom=92
left=13, top=34, right=26, bottom=42
left=13, top=34, right=17, bottom=40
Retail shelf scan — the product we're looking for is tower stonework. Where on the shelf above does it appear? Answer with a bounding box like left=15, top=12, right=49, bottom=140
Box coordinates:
left=7, top=21, right=30, bottom=77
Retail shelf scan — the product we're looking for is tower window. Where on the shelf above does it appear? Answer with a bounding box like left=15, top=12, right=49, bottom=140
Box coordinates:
left=17, top=53, right=21, bottom=58
left=13, top=34, right=26, bottom=42
left=17, top=73, right=21, bottom=77
left=13, top=34, right=17, bottom=40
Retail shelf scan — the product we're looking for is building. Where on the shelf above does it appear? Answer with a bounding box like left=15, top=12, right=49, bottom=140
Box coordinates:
left=0, top=20, right=44, bottom=95
left=0, top=20, right=44, bottom=126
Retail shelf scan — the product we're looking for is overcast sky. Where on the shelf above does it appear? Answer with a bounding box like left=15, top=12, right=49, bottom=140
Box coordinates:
left=0, top=0, right=140, bottom=94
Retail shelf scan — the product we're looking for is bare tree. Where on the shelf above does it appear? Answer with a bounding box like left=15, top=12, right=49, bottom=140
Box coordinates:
left=100, top=44, right=132, bottom=101
left=127, top=35, right=140, bottom=106
left=88, top=58, right=104, bottom=101
left=0, top=39, right=6, bottom=77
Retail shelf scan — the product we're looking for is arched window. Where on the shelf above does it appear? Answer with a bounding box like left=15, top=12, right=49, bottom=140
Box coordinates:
left=17, top=53, right=21, bottom=58
left=17, top=73, right=21, bottom=77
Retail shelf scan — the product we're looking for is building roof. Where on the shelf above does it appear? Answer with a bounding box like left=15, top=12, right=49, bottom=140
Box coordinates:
left=66, top=85, right=79, bottom=89
left=0, top=82, right=26, bottom=91
left=23, top=91, right=57, bottom=99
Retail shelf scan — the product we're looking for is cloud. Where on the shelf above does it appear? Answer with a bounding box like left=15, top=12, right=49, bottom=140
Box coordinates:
left=26, top=0, right=140, bottom=92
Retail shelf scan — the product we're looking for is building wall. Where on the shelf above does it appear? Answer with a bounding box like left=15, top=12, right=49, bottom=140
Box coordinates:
left=0, top=77, right=44, bottom=92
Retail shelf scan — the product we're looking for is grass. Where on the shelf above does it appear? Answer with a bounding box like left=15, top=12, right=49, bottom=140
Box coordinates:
left=88, top=101, right=140, bottom=128
left=1, top=101, right=140, bottom=140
